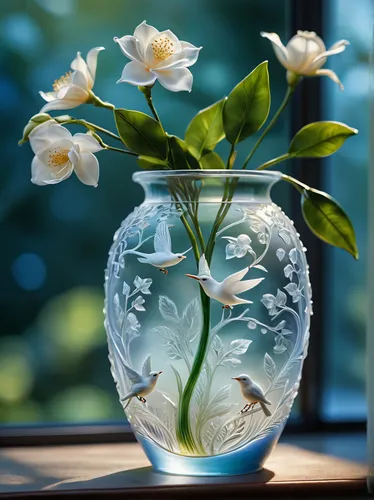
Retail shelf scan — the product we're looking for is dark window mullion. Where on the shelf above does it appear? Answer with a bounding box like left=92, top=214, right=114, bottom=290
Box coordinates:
left=289, top=0, right=326, bottom=429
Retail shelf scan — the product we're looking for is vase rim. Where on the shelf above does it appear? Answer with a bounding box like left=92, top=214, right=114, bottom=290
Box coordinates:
left=133, top=169, right=282, bottom=182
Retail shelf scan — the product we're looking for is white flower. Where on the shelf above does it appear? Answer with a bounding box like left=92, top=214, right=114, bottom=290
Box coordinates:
left=133, top=276, right=152, bottom=294
left=223, top=234, right=255, bottom=260
left=114, top=21, right=202, bottom=92
left=261, top=30, right=349, bottom=89
left=39, top=47, right=104, bottom=112
left=29, top=121, right=103, bottom=186
left=284, top=283, right=303, bottom=303
left=261, top=289, right=287, bottom=316
left=132, top=296, right=146, bottom=311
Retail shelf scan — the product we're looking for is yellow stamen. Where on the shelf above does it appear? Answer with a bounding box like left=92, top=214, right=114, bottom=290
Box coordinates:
left=48, top=147, right=70, bottom=169
left=152, top=36, right=175, bottom=61
left=53, top=71, right=72, bottom=92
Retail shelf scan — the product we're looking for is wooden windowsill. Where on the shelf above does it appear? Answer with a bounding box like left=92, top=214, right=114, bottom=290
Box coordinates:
left=0, top=435, right=368, bottom=499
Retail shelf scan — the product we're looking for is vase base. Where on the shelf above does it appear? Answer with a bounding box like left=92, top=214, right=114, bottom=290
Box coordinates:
left=137, top=421, right=285, bottom=476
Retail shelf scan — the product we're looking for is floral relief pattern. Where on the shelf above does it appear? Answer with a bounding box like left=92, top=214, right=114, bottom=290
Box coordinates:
left=105, top=201, right=311, bottom=457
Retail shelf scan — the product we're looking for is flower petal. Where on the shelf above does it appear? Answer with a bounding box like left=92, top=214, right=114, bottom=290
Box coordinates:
left=28, top=121, right=56, bottom=155
left=180, top=41, right=202, bottom=67
left=72, top=70, right=89, bottom=90
left=315, top=68, right=344, bottom=90
left=133, top=20, right=159, bottom=48
left=39, top=91, right=57, bottom=102
left=152, top=67, right=193, bottom=92
left=71, top=52, right=89, bottom=83
left=261, top=32, right=289, bottom=66
left=73, top=151, right=99, bottom=187
left=29, top=122, right=72, bottom=155
left=31, top=155, right=72, bottom=185
left=114, top=35, right=143, bottom=62
left=73, top=133, right=103, bottom=153
left=86, top=47, right=105, bottom=86
left=235, top=247, right=247, bottom=258
left=117, top=60, right=157, bottom=86
left=40, top=98, right=80, bottom=113
left=312, top=39, right=349, bottom=66
left=287, top=33, right=326, bottom=73
left=237, top=234, right=251, bottom=246
left=68, top=143, right=80, bottom=165
left=57, top=83, right=89, bottom=103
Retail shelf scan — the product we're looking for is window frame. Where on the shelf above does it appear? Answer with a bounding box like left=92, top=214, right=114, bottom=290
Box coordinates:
left=0, top=0, right=366, bottom=447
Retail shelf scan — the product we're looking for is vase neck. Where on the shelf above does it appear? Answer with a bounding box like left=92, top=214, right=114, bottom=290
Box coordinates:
left=133, top=170, right=281, bottom=204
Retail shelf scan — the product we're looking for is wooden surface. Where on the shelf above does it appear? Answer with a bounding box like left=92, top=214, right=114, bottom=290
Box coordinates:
left=0, top=441, right=368, bottom=499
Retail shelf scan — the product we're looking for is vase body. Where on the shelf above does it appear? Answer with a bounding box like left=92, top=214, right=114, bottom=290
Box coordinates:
left=104, top=170, right=312, bottom=476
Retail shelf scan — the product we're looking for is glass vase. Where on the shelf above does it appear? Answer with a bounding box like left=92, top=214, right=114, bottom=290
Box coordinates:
left=104, top=170, right=312, bottom=476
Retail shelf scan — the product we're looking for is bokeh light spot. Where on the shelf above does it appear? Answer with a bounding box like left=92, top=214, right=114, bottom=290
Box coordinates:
left=38, top=287, right=105, bottom=359
left=1, top=13, right=42, bottom=55
left=48, top=386, right=114, bottom=421
left=0, top=338, right=33, bottom=403
left=12, top=253, right=46, bottom=291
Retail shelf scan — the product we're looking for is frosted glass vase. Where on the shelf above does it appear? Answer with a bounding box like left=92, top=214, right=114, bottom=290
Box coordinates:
left=104, top=170, right=312, bottom=476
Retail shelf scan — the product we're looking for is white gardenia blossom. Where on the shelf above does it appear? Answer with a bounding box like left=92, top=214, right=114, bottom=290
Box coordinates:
left=114, top=21, right=202, bottom=92
left=39, top=47, right=105, bottom=112
left=29, top=121, right=103, bottom=187
left=261, top=30, right=349, bottom=89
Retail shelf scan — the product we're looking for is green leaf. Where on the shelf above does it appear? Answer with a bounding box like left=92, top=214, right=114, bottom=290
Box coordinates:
left=289, top=121, right=358, bottom=158
left=223, top=61, right=270, bottom=145
left=200, top=151, right=225, bottom=169
left=114, top=109, right=167, bottom=159
left=301, top=187, right=359, bottom=259
left=137, top=156, right=169, bottom=170
left=185, top=99, right=226, bottom=159
left=168, top=135, right=201, bottom=170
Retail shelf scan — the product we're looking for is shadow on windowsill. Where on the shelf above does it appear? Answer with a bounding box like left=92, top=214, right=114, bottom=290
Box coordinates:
left=48, top=466, right=275, bottom=492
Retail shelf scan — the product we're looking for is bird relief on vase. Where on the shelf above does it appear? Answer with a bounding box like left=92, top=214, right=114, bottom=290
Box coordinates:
left=104, top=201, right=312, bottom=456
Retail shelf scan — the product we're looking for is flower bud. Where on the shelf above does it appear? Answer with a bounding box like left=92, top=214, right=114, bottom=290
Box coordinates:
left=18, top=113, right=53, bottom=145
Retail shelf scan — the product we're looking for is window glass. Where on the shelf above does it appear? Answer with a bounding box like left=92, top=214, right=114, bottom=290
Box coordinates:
left=0, top=0, right=290, bottom=424
left=322, top=0, right=371, bottom=420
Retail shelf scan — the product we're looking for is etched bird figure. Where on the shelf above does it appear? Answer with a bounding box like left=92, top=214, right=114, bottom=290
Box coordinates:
left=123, top=221, right=190, bottom=274
left=185, top=254, right=264, bottom=308
left=120, top=355, right=162, bottom=410
left=232, top=374, right=272, bottom=416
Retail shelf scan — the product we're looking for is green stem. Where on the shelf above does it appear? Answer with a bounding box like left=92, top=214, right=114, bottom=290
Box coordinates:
left=168, top=186, right=205, bottom=454
left=241, top=86, right=294, bottom=170
left=257, top=153, right=291, bottom=170
left=104, top=145, right=138, bottom=156
left=139, top=85, right=162, bottom=125
left=90, top=132, right=137, bottom=156
left=62, top=118, right=122, bottom=142
left=227, top=144, right=236, bottom=170
left=281, top=173, right=308, bottom=193
left=178, top=289, right=210, bottom=455
left=88, top=91, right=115, bottom=110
